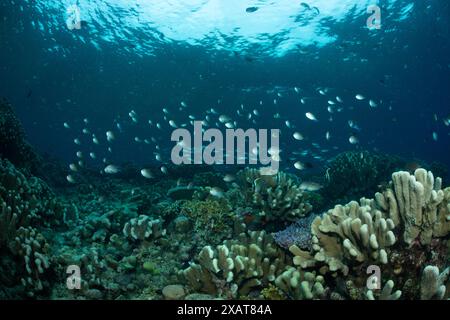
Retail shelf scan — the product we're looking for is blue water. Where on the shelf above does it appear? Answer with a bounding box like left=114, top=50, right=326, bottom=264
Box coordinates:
left=1, top=0, right=449, bottom=174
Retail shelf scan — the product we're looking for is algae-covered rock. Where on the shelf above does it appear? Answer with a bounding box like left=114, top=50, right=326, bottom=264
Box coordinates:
left=162, top=284, right=185, bottom=300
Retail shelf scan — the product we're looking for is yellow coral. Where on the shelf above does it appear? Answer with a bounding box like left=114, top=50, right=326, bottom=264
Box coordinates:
left=261, top=284, right=286, bottom=300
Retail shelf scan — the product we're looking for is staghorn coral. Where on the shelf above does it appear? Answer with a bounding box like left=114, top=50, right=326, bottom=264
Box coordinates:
left=233, top=168, right=312, bottom=224
left=274, top=267, right=326, bottom=300
left=122, top=215, right=166, bottom=241
left=181, top=230, right=289, bottom=298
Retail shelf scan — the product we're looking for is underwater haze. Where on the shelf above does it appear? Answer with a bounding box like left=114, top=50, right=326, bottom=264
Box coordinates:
left=0, top=0, right=449, bottom=301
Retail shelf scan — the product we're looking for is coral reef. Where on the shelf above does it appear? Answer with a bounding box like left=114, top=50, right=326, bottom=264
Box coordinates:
left=289, top=168, right=449, bottom=299
left=0, top=159, right=59, bottom=298
left=0, top=125, right=448, bottom=301
left=0, top=99, right=41, bottom=173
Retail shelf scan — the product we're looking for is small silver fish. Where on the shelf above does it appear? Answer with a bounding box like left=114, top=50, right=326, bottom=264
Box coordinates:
left=104, top=164, right=120, bottom=174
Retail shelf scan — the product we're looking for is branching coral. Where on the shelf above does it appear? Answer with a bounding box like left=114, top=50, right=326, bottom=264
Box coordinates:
left=234, top=168, right=312, bottom=224
left=10, top=226, right=51, bottom=297
left=290, top=169, right=449, bottom=277
left=0, top=159, right=61, bottom=298
left=285, top=168, right=449, bottom=300
left=289, top=199, right=396, bottom=275
left=274, top=267, right=326, bottom=299
left=181, top=230, right=289, bottom=298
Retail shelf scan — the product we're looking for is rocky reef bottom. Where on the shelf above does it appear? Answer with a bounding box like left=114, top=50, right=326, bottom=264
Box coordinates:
left=0, top=154, right=449, bottom=301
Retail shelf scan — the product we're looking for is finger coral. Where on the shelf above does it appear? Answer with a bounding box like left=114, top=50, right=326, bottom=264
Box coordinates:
left=122, top=215, right=166, bottom=241
left=0, top=159, right=57, bottom=298
left=374, top=169, right=450, bottom=245
left=274, top=267, right=326, bottom=299
left=420, top=265, right=448, bottom=300
left=181, top=230, right=289, bottom=298
left=289, top=199, right=396, bottom=275
left=366, top=279, right=402, bottom=300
